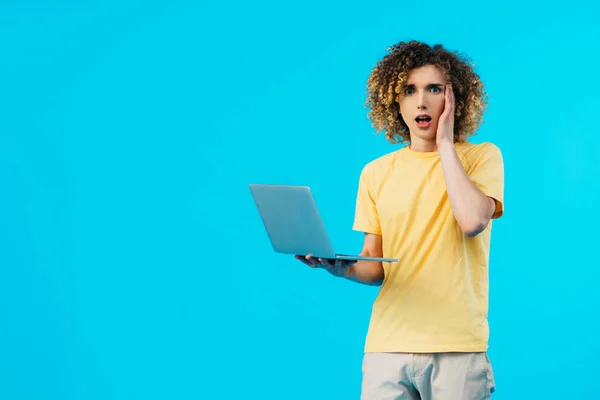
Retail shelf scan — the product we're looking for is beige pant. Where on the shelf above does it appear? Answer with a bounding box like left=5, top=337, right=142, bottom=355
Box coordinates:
left=361, top=352, right=496, bottom=400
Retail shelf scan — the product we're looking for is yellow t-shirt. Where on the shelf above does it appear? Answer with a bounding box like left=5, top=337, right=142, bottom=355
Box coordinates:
left=352, top=141, right=504, bottom=353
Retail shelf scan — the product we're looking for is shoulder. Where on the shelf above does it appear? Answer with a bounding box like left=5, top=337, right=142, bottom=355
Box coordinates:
left=360, top=148, right=403, bottom=178
left=456, top=141, right=503, bottom=163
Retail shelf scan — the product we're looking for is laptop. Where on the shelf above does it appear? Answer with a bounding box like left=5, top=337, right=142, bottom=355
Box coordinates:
left=249, top=184, right=398, bottom=263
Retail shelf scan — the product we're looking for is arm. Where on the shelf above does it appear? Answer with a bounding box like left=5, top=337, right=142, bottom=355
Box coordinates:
left=436, top=84, right=499, bottom=237
left=299, top=233, right=385, bottom=286
left=438, top=142, right=496, bottom=237
left=343, top=233, right=385, bottom=286
left=303, top=160, right=385, bottom=285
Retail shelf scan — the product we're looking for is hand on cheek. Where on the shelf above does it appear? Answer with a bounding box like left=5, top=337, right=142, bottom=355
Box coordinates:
left=436, top=84, right=455, bottom=147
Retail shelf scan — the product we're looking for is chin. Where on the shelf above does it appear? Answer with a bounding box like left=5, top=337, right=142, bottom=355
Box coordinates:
left=411, top=130, right=436, bottom=141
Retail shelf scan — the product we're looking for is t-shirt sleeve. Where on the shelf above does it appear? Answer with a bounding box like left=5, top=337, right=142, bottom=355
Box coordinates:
left=469, top=143, right=505, bottom=219
left=352, top=164, right=382, bottom=234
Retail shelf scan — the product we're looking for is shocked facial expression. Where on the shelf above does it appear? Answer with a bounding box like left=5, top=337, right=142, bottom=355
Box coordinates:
left=398, top=64, right=448, bottom=143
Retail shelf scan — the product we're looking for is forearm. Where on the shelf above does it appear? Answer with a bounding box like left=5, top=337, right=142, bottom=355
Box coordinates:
left=438, top=142, right=494, bottom=237
left=344, top=261, right=384, bottom=286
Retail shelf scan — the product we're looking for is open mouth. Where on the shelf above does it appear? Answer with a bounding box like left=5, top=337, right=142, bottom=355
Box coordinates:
left=415, top=114, right=432, bottom=129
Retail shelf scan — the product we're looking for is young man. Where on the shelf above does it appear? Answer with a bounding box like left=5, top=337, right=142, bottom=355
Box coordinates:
left=296, top=41, right=504, bottom=399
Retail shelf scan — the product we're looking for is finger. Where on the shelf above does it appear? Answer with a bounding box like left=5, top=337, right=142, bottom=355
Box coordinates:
left=444, top=85, right=455, bottom=118
left=305, top=254, right=321, bottom=267
left=301, top=254, right=314, bottom=266
left=295, top=255, right=312, bottom=267
left=441, top=86, right=450, bottom=115
left=319, top=258, right=335, bottom=268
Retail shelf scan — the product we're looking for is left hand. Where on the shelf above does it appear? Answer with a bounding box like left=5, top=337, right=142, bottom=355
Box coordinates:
left=295, top=254, right=356, bottom=278
left=317, top=257, right=356, bottom=278
left=436, top=83, right=456, bottom=148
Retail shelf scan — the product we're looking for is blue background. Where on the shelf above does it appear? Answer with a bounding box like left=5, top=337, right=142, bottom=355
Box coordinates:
left=1, top=1, right=599, bottom=399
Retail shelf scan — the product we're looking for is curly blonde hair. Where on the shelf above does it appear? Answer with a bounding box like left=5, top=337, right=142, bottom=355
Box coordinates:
left=365, top=41, right=488, bottom=144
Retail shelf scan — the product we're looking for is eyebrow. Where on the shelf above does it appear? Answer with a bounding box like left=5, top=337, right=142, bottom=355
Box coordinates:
left=404, top=83, right=444, bottom=89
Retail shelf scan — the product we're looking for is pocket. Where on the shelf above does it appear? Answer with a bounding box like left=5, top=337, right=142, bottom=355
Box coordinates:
left=480, top=353, right=496, bottom=394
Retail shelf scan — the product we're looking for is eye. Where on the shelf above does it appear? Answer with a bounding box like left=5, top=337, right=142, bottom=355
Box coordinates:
left=430, top=87, right=441, bottom=94
left=404, top=88, right=415, bottom=95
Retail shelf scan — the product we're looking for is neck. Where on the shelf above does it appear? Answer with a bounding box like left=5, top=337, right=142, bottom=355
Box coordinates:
left=408, top=136, right=437, bottom=153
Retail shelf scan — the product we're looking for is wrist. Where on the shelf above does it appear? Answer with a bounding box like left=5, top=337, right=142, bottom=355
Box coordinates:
left=437, top=140, right=456, bottom=157
left=436, top=139, right=454, bottom=150
left=342, top=265, right=355, bottom=280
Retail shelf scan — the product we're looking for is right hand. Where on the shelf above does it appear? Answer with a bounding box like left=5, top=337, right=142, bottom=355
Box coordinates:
left=295, top=254, right=357, bottom=278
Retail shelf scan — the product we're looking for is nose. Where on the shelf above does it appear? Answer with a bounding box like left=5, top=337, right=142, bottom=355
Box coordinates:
left=417, top=91, right=427, bottom=110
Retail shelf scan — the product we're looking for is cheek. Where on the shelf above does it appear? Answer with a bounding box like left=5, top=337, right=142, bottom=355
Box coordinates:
left=398, top=99, right=413, bottom=118
left=432, top=97, right=445, bottom=116
left=400, top=113, right=411, bottom=127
